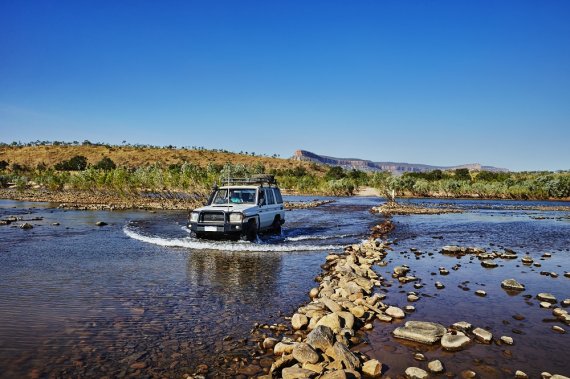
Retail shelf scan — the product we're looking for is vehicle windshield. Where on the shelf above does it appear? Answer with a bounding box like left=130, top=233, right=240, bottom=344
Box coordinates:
left=212, top=188, right=257, bottom=204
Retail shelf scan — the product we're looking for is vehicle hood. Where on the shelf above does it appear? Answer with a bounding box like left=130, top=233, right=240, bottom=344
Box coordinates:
left=193, top=203, right=257, bottom=214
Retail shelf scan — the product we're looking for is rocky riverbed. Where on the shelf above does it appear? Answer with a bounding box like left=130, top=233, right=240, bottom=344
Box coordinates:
left=372, top=201, right=463, bottom=216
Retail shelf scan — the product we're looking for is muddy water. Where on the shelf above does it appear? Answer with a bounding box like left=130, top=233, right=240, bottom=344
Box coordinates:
left=0, top=197, right=378, bottom=378
left=360, top=199, right=570, bottom=378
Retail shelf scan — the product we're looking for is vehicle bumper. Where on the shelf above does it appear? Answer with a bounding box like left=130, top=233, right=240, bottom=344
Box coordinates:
left=189, top=222, right=244, bottom=234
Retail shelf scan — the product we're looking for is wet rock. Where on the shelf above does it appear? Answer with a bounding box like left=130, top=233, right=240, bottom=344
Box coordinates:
left=405, top=366, right=429, bottom=379
left=52, top=222, right=60, bottom=226
left=562, top=299, right=570, bottom=307
left=292, top=343, right=319, bottom=365
left=452, top=321, right=472, bottom=332
left=540, top=302, right=552, bottom=309
left=460, top=370, right=477, bottom=378
left=441, top=245, right=462, bottom=255
left=551, top=375, right=570, bottom=379
left=435, top=281, right=445, bottom=289
left=263, top=337, right=278, bottom=349
left=19, top=222, right=33, bottom=229
left=500, top=336, right=514, bottom=345
left=551, top=326, right=566, bottom=334
left=274, top=341, right=296, bottom=355
left=404, top=305, right=415, bottom=312
left=501, top=279, right=525, bottom=291
left=441, top=331, right=471, bottom=351
left=407, top=294, right=420, bottom=302
left=413, top=353, right=426, bottom=361
left=428, top=359, right=444, bottom=374
left=306, top=325, right=334, bottom=352
left=521, top=256, right=533, bottom=265
left=392, top=321, right=446, bottom=344
left=385, top=306, right=405, bottom=319
left=282, top=366, right=317, bottom=379
left=480, top=260, right=498, bottom=268
left=95, top=221, right=107, bottom=226
left=515, top=370, right=529, bottom=379
left=472, top=328, right=492, bottom=343
left=393, top=266, right=410, bottom=277
left=439, top=267, right=450, bottom=275
left=475, top=290, right=487, bottom=297
left=537, top=293, right=557, bottom=303
left=565, top=272, right=570, bottom=279
left=362, top=359, right=382, bottom=377
left=292, top=313, right=309, bottom=330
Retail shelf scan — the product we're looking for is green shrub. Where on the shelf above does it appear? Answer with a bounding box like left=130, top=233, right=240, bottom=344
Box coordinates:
left=55, top=155, right=88, bottom=171
left=93, top=157, right=116, bottom=171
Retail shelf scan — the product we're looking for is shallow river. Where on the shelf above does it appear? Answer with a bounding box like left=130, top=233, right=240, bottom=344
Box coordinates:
left=0, top=197, right=568, bottom=378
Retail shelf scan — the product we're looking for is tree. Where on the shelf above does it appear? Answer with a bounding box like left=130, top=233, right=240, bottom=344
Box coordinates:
left=55, top=155, right=88, bottom=171
left=93, top=157, right=117, bottom=171
left=325, top=166, right=345, bottom=180
left=0, top=160, right=8, bottom=170
left=454, top=168, right=471, bottom=181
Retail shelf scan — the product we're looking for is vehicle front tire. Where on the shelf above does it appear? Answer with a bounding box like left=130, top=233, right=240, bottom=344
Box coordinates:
left=241, top=220, right=258, bottom=242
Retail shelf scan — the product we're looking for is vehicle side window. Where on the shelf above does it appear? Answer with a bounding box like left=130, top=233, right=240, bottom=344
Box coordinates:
left=274, top=188, right=283, bottom=204
left=266, top=188, right=275, bottom=205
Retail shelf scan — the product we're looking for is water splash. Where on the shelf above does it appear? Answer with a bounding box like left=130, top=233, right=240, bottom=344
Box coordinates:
left=124, top=225, right=343, bottom=252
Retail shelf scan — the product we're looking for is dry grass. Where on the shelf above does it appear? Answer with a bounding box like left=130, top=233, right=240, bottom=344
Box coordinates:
left=0, top=145, right=317, bottom=172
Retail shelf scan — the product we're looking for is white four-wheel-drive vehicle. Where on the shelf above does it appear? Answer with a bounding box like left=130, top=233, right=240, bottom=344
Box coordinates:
left=188, top=175, right=285, bottom=241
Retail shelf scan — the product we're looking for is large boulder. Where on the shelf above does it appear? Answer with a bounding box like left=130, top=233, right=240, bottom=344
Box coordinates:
left=392, top=321, right=446, bottom=344
left=306, top=325, right=334, bottom=352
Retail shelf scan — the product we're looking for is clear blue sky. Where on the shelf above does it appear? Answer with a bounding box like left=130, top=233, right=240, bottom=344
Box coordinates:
left=1, top=1, right=569, bottom=171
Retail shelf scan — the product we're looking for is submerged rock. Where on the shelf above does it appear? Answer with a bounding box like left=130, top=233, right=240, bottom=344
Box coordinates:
left=392, top=321, right=446, bottom=344
left=428, top=359, right=445, bottom=374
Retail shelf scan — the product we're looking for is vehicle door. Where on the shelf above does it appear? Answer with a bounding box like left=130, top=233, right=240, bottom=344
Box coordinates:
left=257, top=188, right=272, bottom=228
left=264, top=188, right=279, bottom=228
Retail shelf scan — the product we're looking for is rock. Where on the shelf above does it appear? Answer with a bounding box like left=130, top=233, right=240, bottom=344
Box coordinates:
left=460, top=370, right=477, bottom=378
left=307, top=325, right=334, bottom=352
left=452, top=321, right=472, bottom=332
left=282, top=366, right=317, bottom=379
left=501, top=279, right=525, bottom=291
left=435, top=281, right=445, bottom=289
left=393, top=266, right=410, bottom=277
left=385, top=306, right=405, bottom=319
left=413, top=353, right=426, bottom=361
left=552, top=326, right=566, bottom=334
left=405, top=366, right=429, bottom=379
left=52, top=222, right=60, bottom=226
left=270, top=354, right=296, bottom=375
left=274, top=341, right=296, bottom=355
left=316, top=313, right=342, bottom=333
left=362, top=359, right=382, bottom=377
left=441, top=245, right=462, bottom=255
left=481, top=260, right=498, bottom=268
left=441, top=331, right=471, bottom=351
left=475, top=290, right=487, bottom=297
left=540, top=302, right=552, bottom=309
left=407, top=294, right=420, bottom=302
left=500, top=336, right=514, bottom=345
left=292, top=313, right=309, bottom=330
left=404, top=305, right=415, bottom=312
left=292, top=342, right=320, bottom=364
left=515, top=370, right=528, bottom=379
left=551, top=375, right=570, bottom=379
left=537, top=293, right=557, bottom=303
left=541, top=372, right=552, bottom=379
left=321, top=371, right=348, bottom=379
left=392, top=321, right=446, bottom=344
left=263, top=337, right=278, bottom=349
left=309, top=288, right=319, bottom=298
left=95, top=221, right=107, bottom=226
left=428, top=359, right=445, bottom=374
left=439, top=267, right=450, bottom=275
left=562, top=299, right=570, bottom=307
left=302, top=362, right=324, bottom=374
left=19, top=223, right=33, bottom=229
left=337, top=311, right=355, bottom=330
left=329, top=342, right=360, bottom=370
left=521, top=256, right=533, bottom=264
left=472, top=327, right=493, bottom=343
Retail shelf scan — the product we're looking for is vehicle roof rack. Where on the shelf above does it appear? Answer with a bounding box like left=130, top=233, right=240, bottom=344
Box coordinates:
left=221, top=175, right=278, bottom=187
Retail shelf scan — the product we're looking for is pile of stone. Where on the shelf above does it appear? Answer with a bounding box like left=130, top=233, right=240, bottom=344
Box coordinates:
left=441, top=245, right=519, bottom=260
left=284, top=200, right=335, bottom=210
left=263, top=239, right=392, bottom=378
left=371, top=202, right=462, bottom=216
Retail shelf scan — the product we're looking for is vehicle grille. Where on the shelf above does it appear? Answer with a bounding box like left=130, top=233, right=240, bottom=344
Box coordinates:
left=201, top=212, right=226, bottom=223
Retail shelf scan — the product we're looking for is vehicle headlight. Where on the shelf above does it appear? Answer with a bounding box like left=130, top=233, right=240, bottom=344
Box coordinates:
left=190, top=212, right=199, bottom=223
left=229, top=213, right=244, bottom=223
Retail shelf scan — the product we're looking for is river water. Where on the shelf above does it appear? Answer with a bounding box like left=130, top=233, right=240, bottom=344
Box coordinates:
left=0, top=197, right=568, bottom=378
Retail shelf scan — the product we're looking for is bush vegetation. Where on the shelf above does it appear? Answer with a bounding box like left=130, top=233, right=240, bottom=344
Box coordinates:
left=0, top=141, right=569, bottom=200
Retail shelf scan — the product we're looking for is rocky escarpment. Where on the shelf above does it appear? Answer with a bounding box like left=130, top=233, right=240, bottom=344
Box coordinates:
left=292, top=150, right=508, bottom=174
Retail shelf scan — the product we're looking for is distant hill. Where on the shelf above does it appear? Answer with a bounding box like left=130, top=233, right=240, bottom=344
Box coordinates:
left=292, top=150, right=508, bottom=174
